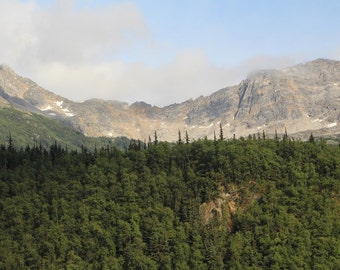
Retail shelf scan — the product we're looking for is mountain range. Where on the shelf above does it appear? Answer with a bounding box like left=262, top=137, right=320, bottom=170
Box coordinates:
left=0, top=58, right=339, bottom=143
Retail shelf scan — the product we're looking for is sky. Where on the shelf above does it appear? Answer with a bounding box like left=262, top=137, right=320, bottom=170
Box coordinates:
left=0, top=0, right=339, bottom=107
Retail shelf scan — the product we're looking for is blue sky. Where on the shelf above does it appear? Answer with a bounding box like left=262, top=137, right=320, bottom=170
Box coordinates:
left=1, top=0, right=339, bottom=106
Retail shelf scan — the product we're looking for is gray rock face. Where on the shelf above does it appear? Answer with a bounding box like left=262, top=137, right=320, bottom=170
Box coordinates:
left=0, top=58, right=339, bottom=141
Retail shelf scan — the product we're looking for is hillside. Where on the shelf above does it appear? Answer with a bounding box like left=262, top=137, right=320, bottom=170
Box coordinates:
left=0, top=107, right=130, bottom=150
left=0, top=59, right=339, bottom=142
left=0, top=137, right=339, bottom=269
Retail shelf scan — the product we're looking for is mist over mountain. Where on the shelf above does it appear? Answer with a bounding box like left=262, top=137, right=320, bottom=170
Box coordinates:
left=0, top=58, right=339, bottom=142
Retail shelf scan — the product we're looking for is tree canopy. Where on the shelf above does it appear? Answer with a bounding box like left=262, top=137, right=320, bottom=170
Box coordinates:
left=0, top=135, right=339, bottom=269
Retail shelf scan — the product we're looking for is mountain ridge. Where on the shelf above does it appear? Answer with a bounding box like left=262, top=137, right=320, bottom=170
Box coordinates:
left=0, top=58, right=339, bottom=141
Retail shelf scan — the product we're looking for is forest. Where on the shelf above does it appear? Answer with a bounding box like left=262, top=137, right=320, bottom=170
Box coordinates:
left=0, top=133, right=339, bottom=269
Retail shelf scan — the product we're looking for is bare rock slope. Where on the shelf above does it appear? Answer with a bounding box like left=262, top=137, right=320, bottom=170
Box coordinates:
left=0, top=58, right=339, bottom=141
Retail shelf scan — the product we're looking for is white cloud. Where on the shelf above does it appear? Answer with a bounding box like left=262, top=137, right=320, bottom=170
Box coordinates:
left=32, top=50, right=230, bottom=105
left=0, top=0, right=310, bottom=107
left=0, top=0, right=38, bottom=67
left=237, top=55, right=299, bottom=72
left=115, top=50, right=230, bottom=105
left=227, top=55, right=305, bottom=81
left=33, top=1, right=147, bottom=64
left=32, top=61, right=127, bottom=101
left=0, top=0, right=147, bottom=67
left=121, top=53, right=303, bottom=106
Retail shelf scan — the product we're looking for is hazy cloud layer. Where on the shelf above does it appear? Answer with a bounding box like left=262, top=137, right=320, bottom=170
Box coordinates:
left=33, top=50, right=230, bottom=104
left=0, top=1, right=316, bottom=106
left=0, top=1, right=147, bottom=65
left=34, top=1, right=148, bottom=64
left=0, top=1, right=37, bottom=66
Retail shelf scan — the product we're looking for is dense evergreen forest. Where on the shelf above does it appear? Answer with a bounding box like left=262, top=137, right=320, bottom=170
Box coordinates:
left=0, top=134, right=339, bottom=269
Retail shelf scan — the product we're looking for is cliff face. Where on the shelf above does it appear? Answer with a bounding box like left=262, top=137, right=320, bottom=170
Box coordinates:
left=0, top=59, right=339, bottom=141
left=231, top=59, right=339, bottom=136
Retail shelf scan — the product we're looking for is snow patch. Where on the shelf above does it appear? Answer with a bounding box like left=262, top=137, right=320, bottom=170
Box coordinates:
left=62, top=108, right=75, bottom=117
left=327, top=122, right=337, bottom=128
left=199, top=123, right=213, bottom=129
left=53, top=101, right=75, bottom=117
left=55, top=100, right=63, bottom=107
left=257, top=124, right=267, bottom=130
left=40, top=102, right=74, bottom=117
left=41, top=105, right=52, bottom=111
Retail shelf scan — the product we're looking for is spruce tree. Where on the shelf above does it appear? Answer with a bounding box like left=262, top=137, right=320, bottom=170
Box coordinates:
left=154, top=131, right=158, bottom=145
left=185, top=131, right=190, bottom=144
left=219, top=123, right=224, bottom=141
left=178, top=130, right=182, bottom=144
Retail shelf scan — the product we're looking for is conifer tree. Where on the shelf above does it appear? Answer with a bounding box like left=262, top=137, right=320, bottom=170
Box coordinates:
left=283, top=127, right=288, bottom=141
left=178, top=130, right=182, bottom=144
left=148, top=136, right=152, bottom=148
left=8, top=131, right=14, bottom=152
left=185, top=131, right=190, bottom=144
left=154, top=131, right=158, bottom=145
left=219, top=123, right=224, bottom=141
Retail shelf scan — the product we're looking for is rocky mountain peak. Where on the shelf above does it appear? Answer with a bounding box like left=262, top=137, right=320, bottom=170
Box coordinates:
left=0, top=59, right=339, bottom=141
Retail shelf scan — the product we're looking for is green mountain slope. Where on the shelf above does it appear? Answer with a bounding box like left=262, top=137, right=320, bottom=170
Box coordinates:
left=0, top=137, right=338, bottom=269
left=0, top=107, right=130, bottom=150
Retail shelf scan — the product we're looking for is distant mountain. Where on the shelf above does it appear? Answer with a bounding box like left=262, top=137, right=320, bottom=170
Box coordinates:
left=0, top=59, right=339, bottom=142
